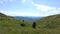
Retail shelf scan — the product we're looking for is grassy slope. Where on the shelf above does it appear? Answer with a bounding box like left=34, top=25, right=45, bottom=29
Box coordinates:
left=0, top=13, right=32, bottom=34
left=36, top=14, right=60, bottom=28
left=0, top=13, right=60, bottom=34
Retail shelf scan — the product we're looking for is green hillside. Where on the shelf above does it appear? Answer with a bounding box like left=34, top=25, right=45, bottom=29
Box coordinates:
left=0, top=13, right=60, bottom=34
left=36, top=14, right=60, bottom=28
left=0, top=13, right=32, bottom=34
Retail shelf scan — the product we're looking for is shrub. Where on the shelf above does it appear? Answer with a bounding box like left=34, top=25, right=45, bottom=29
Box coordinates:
left=32, top=22, right=36, bottom=28
left=20, top=23, right=25, bottom=27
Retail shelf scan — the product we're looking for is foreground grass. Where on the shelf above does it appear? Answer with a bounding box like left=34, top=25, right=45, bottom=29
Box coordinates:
left=0, top=19, right=60, bottom=34
left=0, top=25, right=60, bottom=34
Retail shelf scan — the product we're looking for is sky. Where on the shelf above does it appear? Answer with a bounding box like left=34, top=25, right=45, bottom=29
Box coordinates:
left=0, top=0, right=60, bottom=17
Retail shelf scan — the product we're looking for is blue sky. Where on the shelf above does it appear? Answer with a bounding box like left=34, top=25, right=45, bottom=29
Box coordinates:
left=0, top=0, right=60, bottom=17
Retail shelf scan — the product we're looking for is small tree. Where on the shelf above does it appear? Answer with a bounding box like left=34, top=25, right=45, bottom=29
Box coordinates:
left=32, top=22, right=36, bottom=28
left=20, top=23, right=25, bottom=27
left=22, top=20, right=24, bottom=22
left=20, top=20, right=25, bottom=27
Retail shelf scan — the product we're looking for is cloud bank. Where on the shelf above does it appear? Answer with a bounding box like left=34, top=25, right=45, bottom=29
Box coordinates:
left=0, top=11, right=41, bottom=17
left=31, top=2, right=60, bottom=16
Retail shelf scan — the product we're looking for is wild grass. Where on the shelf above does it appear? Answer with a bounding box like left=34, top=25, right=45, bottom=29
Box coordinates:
left=0, top=13, right=60, bottom=34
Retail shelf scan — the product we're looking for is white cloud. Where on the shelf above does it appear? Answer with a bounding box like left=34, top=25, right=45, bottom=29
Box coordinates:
left=0, top=11, right=42, bottom=17
left=33, top=4, right=56, bottom=11
left=31, top=2, right=34, bottom=4
left=58, top=8, right=60, bottom=10
left=31, top=2, right=60, bottom=16
left=0, top=10, right=60, bottom=17
left=22, top=0, right=26, bottom=3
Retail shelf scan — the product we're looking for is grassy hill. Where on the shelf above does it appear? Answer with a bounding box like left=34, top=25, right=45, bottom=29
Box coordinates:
left=36, top=14, right=60, bottom=28
left=0, top=13, right=60, bottom=34
left=0, top=13, right=32, bottom=34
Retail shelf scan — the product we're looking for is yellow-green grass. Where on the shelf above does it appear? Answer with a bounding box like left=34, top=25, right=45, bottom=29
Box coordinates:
left=0, top=13, right=60, bottom=34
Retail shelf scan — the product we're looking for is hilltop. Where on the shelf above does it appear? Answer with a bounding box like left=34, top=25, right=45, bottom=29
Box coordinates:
left=0, top=13, right=7, bottom=17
